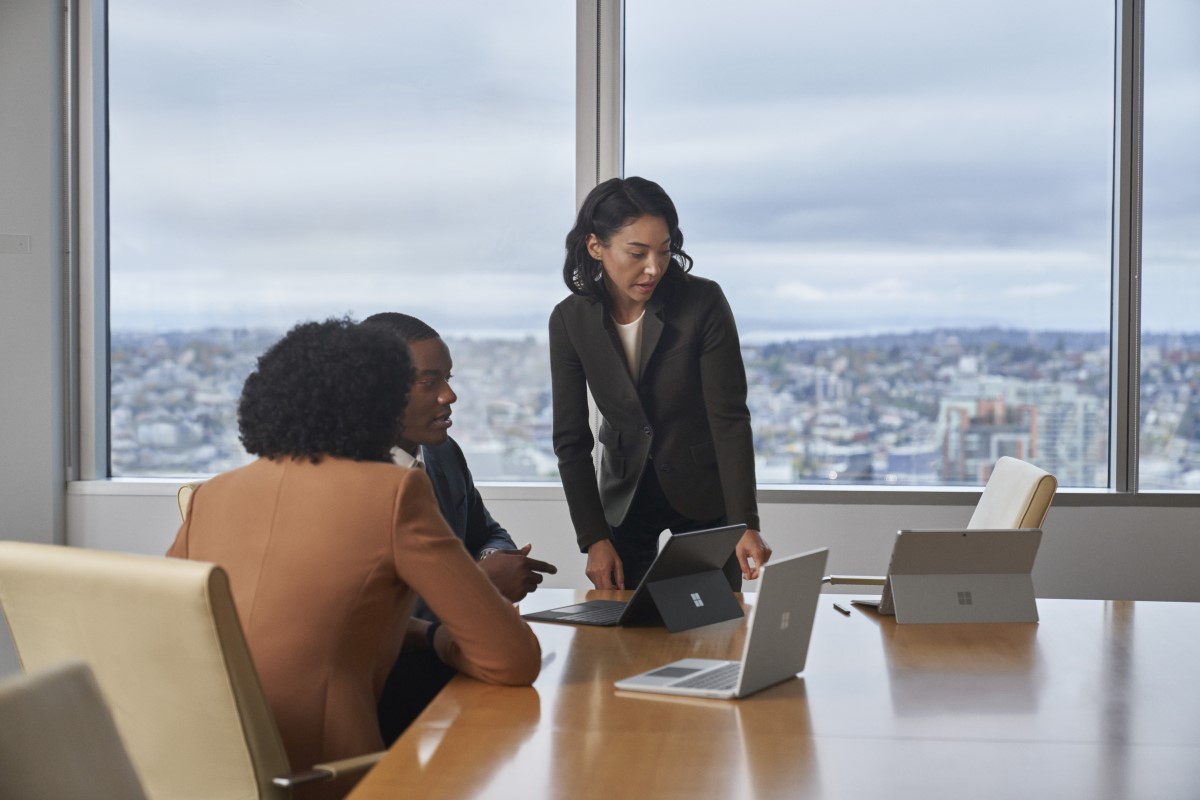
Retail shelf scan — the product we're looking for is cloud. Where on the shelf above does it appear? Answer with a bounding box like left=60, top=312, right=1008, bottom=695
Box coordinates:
left=776, top=278, right=941, bottom=305
left=1003, top=282, right=1078, bottom=299
left=105, top=0, right=1198, bottom=335
left=110, top=267, right=567, bottom=333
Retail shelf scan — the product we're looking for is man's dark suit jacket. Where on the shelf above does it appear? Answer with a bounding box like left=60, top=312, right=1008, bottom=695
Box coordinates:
left=549, top=269, right=760, bottom=552
left=412, top=437, right=516, bottom=621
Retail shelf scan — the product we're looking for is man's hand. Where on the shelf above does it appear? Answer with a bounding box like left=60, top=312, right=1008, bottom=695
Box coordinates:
left=585, top=538, right=624, bottom=590
left=736, top=529, right=772, bottom=580
left=479, top=543, right=558, bottom=603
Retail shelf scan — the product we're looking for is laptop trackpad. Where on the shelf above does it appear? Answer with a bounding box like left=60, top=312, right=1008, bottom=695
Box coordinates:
left=646, top=569, right=744, bottom=633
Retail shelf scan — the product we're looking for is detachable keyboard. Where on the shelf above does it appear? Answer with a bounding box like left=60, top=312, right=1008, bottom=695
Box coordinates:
left=523, top=599, right=627, bottom=626
left=556, top=603, right=626, bottom=624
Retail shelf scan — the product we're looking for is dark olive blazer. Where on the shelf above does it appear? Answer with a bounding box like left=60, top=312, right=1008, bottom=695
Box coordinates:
left=549, top=269, right=760, bottom=551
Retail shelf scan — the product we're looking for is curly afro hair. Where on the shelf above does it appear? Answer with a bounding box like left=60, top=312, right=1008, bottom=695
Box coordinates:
left=237, top=317, right=414, bottom=463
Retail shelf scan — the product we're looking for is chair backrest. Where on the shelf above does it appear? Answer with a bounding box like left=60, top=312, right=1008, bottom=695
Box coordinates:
left=177, top=481, right=203, bottom=520
left=0, top=542, right=291, bottom=800
left=967, top=456, right=1058, bottom=529
left=0, top=659, right=148, bottom=800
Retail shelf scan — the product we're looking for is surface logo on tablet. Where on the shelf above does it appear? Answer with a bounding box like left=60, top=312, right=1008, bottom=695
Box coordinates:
left=690, top=592, right=704, bottom=608
left=958, top=591, right=974, bottom=606
left=780, top=611, right=791, bottom=630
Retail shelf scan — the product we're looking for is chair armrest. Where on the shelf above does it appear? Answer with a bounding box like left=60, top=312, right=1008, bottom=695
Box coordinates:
left=823, top=575, right=886, bottom=586
left=272, top=752, right=385, bottom=788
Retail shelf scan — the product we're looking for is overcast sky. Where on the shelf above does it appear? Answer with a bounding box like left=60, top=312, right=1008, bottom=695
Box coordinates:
left=107, top=0, right=1198, bottom=336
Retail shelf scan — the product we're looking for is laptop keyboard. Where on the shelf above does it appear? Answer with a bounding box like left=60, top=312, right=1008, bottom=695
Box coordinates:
left=674, top=662, right=741, bottom=691
left=554, top=603, right=626, bottom=624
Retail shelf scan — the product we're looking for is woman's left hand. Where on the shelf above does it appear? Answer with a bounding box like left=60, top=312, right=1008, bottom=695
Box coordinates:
left=736, top=529, right=772, bottom=580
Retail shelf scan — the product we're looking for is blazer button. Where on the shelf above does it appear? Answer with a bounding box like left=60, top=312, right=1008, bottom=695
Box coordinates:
left=660, top=463, right=673, bottom=473
left=642, top=426, right=652, bottom=436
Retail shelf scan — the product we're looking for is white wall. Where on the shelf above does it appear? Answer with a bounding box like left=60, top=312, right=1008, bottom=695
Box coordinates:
left=0, top=0, right=67, bottom=677
left=0, top=0, right=66, bottom=545
left=67, top=483, right=1200, bottom=602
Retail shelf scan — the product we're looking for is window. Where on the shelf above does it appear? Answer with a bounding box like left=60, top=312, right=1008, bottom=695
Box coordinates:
left=107, top=1, right=573, bottom=477
left=1139, top=0, right=1200, bottom=490
left=626, top=0, right=1114, bottom=486
left=101, top=0, right=1190, bottom=493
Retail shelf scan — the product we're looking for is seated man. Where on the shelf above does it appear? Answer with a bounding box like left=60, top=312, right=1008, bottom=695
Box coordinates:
left=364, top=312, right=557, bottom=742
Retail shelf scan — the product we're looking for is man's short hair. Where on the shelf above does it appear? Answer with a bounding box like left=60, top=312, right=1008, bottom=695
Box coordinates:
left=361, top=312, right=440, bottom=343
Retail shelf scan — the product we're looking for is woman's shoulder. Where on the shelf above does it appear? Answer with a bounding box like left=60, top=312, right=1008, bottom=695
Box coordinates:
left=319, top=456, right=420, bottom=483
left=551, top=292, right=597, bottom=315
left=549, top=293, right=604, bottom=334
left=673, top=270, right=722, bottom=293
left=199, top=456, right=279, bottom=494
left=247, top=456, right=420, bottom=496
left=663, top=269, right=726, bottom=307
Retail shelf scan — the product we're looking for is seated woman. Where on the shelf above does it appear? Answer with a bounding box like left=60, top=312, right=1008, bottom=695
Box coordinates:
left=167, top=318, right=540, bottom=799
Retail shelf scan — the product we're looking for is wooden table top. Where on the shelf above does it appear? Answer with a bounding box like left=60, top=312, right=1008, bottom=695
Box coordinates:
left=349, top=590, right=1200, bottom=800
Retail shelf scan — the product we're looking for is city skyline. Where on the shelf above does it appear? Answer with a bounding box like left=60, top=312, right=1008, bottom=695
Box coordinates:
left=110, top=324, right=1200, bottom=491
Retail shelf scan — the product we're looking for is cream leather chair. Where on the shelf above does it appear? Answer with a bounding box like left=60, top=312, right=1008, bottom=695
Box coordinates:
left=966, top=455, right=1057, bottom=529
left=0, top=542, right=382, bottom=799
left=0, top=659, right=148, bottom=800
left=177, top=481, right=202, bottom=520
left=827, top=456, right=1058, bottom=586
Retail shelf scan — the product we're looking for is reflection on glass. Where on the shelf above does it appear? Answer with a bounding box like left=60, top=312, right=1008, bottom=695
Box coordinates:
left=107, top=1, right=573, bottom=477
left=627, top=0, right=1114, bottom=487
left=1140, top=0, right=1200, bottom=490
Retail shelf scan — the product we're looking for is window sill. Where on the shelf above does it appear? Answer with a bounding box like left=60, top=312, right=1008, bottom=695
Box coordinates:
left=65, top=479, right=1200, bottom=507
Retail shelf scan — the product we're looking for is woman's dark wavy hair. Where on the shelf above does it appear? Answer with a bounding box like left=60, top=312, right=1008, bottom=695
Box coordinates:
left=237, top=317, right=414, bottom=463
left=561, top=176, right=693, bottom=304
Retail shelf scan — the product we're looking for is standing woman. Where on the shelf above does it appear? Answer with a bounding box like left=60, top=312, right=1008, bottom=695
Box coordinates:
left=550, top=176, right=771, bottom=589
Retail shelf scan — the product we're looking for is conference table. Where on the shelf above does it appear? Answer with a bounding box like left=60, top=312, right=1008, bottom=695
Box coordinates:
left=349, top=589, right=1200, bottom=799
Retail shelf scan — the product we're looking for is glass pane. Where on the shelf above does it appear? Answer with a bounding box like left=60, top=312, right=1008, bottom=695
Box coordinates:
left=627, top=0, right=1113, bottom=487
left=108, top=1, right=573, bottom=478
left=1139, top=0, right=1200, bottom=490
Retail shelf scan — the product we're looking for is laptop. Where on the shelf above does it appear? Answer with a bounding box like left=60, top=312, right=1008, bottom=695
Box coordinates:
left=614, top=547, right=828, bottom=699
left=522, top=524, right=745, bottom=632
left=851, top=528, right=1042, bottom=623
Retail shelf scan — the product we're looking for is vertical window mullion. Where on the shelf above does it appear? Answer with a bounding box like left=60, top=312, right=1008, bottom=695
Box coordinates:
left=1110, top=0, right=1145, bottom=492
left=575, top=0, right=622, bottom=209
left=75, top=0, right=109, bottom=481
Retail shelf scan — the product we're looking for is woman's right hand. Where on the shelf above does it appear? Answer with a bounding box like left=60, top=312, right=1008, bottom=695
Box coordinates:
left=585, top=538, right=625, bottom=590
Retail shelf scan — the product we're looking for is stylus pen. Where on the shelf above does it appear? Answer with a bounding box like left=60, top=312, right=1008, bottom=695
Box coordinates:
left=833, top=603, right=851, bottom=616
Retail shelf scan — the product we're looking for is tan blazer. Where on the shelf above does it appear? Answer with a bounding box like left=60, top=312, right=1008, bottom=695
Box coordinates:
left=549, top=270, right=760, bottom=552
left=168, top=457, right=540, bottom=793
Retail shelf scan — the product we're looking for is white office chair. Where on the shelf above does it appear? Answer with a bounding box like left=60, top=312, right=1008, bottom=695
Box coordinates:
left=826, top=456, right=1058, bottom=586
left=966, top=456, right=1057, bottom=529
left=0, top=659, right=148, bottom=800
left=0, top=541, right=383, bottom=799
left=177, top=481, right=202, bottom=520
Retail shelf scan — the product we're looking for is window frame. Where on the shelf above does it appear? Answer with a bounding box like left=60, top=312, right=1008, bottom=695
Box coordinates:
left=74, top=0, right=1184, bottom=498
